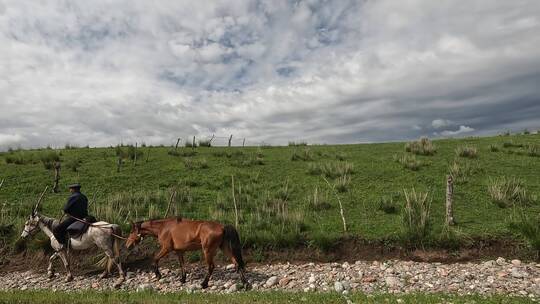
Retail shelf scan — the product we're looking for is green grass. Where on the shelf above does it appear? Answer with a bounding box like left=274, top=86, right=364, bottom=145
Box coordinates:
left=1, top=134, right=540, bottom=251
left=0, top=290, right=535, bottom=304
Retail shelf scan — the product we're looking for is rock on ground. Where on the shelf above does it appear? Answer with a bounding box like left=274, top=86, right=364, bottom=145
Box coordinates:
left=0, top=258, right=539, bottom=297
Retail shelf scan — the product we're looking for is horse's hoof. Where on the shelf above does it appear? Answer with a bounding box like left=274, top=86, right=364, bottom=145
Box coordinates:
left=47, top=272, right=54, bottom=279
left=99, top=273, right=108, bottom=279
left=65, top=275, right=73, bottom=283
left=180, top=274, right=186, bottom=283
left=113, top=279, right=124, bottom=289
left=201, top=282, right=208, bottom=289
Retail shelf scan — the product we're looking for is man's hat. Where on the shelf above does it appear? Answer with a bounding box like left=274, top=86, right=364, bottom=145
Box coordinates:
left=67, top=183, right=81, bottom=189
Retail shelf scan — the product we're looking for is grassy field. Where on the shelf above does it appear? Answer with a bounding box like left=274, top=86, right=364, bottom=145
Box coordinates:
left=0, top=290, right=536, bottom=304
left=0, top=133, right=539, bottom=253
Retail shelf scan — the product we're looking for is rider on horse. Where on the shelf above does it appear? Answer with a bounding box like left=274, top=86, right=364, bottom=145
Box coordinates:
left=52, top=183, right=88, bottom=247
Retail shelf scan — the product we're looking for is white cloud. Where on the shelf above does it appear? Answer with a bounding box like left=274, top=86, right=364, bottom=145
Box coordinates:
left=1, top=1, right=539, bottom=149
left=0, top=134, right=25, bottom=146
left=440, top=125, right=475, bottom=136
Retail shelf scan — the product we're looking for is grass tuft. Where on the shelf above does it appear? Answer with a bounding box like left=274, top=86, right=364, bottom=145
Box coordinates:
left=487, top=177, right=536, bottom=208
left=405, top=137, right=436, bottom=156
left=456, top=146, right=478, bottom=158
left=393, top=154, right=422, bottom=171
left=400, top=188, right=432, bottom=247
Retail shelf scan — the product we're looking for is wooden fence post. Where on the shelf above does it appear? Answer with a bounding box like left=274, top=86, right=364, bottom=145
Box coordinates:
left=117, top=156, right=122, bottom=173
left=145, top=147, right=150, bottom=163
left=175, top=138, right=181, bottom=150
left=192, top=136, right=196, bottom=150
left=52, top=161, right=61, bottom=193
left=228, top=135, right=233, bottom=147
left=445, top=175, right=455, bottom=226
left=242, top=138, right=245, bottom=147
left=134, top=142, right=138, bottom=166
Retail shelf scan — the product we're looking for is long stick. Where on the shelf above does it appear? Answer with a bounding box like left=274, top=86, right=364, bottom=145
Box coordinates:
left=322, top=177, right=347, bottom=233
left=164, top=189, right=177, bottom=217
left=231, top=175, right=239, bottom=228
left=0, top=179, right=4, bottom=191
left=34, top=186, right=49, bottom=213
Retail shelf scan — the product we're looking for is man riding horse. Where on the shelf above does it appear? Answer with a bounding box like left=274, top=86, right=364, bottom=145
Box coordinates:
left=52, top=183, right=88, bottom=247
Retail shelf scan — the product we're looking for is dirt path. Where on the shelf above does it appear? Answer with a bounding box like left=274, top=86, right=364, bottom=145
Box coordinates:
left=1, top=258, right=539, bottom=298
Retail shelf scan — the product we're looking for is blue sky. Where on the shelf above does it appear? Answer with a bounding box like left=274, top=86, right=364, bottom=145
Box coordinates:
left=1, top=0, right=539, bottom=148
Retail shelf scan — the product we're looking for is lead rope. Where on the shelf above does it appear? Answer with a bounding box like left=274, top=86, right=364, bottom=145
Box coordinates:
left=67, top=214, right=129, bottom=240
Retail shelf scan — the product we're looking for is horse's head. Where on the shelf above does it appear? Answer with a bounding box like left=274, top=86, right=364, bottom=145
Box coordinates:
left=20, top=212, right=40, bottom=239
left=125, top=221, right=143, bottom=249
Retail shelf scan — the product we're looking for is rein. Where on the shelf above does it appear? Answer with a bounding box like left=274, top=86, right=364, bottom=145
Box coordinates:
left=67, top=215, right=129, bottom=240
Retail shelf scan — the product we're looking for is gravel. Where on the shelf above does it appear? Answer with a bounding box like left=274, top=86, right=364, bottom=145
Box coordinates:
left=0, top=258, right=538, bottom=297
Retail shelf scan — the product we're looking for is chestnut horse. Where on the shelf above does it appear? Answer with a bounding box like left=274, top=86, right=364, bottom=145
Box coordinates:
left=125, top=217, right=247, bottom=288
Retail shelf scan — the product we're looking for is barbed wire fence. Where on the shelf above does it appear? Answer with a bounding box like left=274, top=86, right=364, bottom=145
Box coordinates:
left=172, top=134, right=270, bottom=148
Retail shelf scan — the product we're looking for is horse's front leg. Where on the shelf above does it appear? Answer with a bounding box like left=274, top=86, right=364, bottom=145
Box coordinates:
left=47, top=252, right=59, bottom=278
left=153, top=246, right=170, bottom=280
left=58, top=250, right=73, bottom=282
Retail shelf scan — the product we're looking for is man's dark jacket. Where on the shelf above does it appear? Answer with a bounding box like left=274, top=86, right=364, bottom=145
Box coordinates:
left=53, top=191, right=88, bottom=244
left=63, top=192, right=88, bottom=218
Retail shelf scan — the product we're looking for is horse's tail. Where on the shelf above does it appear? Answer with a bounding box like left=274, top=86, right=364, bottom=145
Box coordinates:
left=221, top=225, right=245, bottom=271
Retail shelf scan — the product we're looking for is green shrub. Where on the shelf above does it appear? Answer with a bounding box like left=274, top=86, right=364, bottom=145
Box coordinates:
left=5, top=152, right=37, bottom=165
left=525, top=144, right=540, bottom=157
left=183, top=158, right=209, bottom=170
left=378, top=195, right=399, bottom=214
left=523, top=129, right=530, bottom=135
left=64, top=144, right=78, bottom=149
left=291, top=148, right=314, bottom=161
left=65, top=158, right=82, bottom=172
left=168, top=149, right=197, bottom=157
left=488, top=177, right=536, bottom=208
left=393, top=154, right=422, bottom=171
left=288, top=141, right=307, bottom=146
left=489, top=145, right=499, bottom=152
left=335, top=152, right=348, bottom=161
left=449, top=159, right=480, bottom=184
left=508, top=211, right=540, bottom=257
left=198, top=140, right=211, bottom=147
left=405, top=137, right=436, bottom=156
left=115, top=145, right=127, bottom=158
left=212, top=150, right=227, bottom=157
left=306, top=187, right=332, bottom=211
left=126, top=145, right=143, bottom=160
left=334, top=175, right=351, bottom=193
left=502, top=141, right=523, bottom=148
left=185, top=140, right=197, bottom=148
left=39, top=151, right=61, bottom=170
left=400, top=189, right=432, bottom=247
left=456, top=146, right=478, bottom=158
left=307, top=162, right=354, bottom=178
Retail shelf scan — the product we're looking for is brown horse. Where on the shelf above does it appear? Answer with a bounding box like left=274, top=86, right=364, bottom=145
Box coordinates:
left=125, top=217, right=247, bottom=289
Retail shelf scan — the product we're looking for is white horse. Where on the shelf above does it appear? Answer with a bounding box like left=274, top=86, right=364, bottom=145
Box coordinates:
left=20, top=211, right=125, bottom=287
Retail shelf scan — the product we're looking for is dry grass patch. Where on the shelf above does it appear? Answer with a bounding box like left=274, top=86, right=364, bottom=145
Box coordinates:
left=405, top=137, right=436, bottom=156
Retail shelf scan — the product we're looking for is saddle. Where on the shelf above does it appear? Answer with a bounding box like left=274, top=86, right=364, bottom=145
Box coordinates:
left=67, top=215, right=97, bottom=239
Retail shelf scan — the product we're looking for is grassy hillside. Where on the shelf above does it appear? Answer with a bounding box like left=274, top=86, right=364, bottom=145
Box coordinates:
left=1, top=134, right=539, bottom=252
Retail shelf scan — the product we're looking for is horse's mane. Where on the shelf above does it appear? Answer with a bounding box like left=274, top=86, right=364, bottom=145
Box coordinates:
left=136, top=216, right=182, bottom=225
left=38, top=214, right=59, bottom=230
